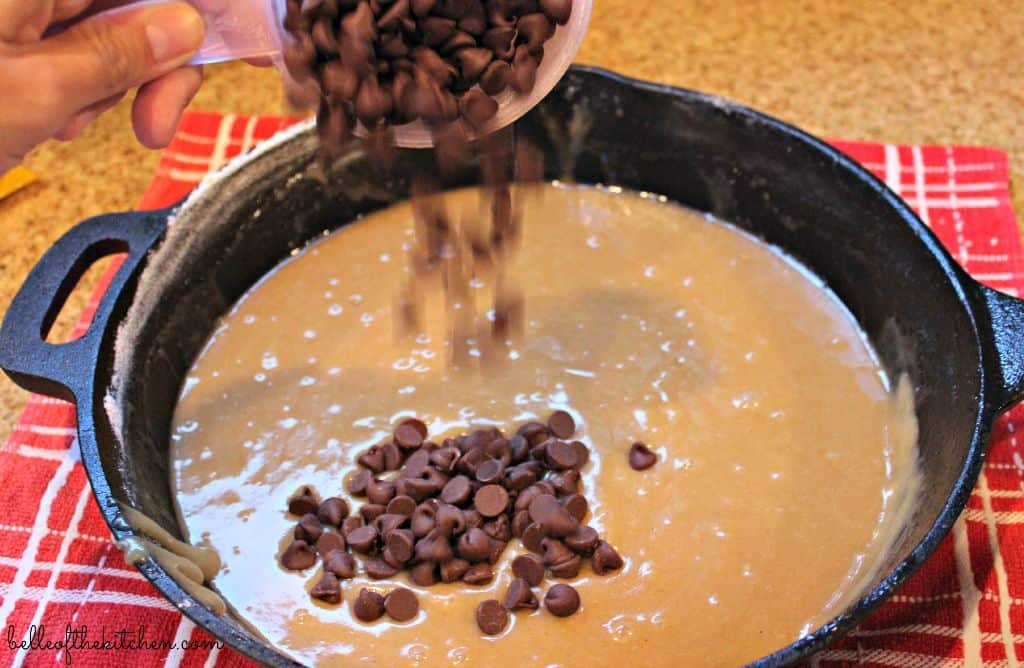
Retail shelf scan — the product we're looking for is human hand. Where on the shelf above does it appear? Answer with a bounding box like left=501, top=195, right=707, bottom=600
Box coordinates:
left=0, top=1, right=206, bottom=173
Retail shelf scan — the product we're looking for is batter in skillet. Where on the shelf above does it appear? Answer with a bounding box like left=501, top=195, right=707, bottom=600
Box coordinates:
left=171, top=183, right=918, bottom=666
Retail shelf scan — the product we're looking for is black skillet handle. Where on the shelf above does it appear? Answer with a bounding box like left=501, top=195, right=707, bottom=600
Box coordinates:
left=978, top=283, right=1024, bottom=412
left=0, top=209, right=169, bottom=403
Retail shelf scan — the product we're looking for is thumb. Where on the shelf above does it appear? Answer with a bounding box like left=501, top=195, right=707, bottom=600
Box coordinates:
left=31, top=2, right=204, bottom=114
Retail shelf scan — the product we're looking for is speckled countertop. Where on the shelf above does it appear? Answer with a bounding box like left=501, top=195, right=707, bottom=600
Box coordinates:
left=1, top=0, right=1022, bottom=437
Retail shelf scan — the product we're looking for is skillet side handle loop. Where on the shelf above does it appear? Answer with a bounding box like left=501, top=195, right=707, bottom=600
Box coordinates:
left=0, top=210, right=169, bottom=403
left=978, top=283, right=1024, bottom=412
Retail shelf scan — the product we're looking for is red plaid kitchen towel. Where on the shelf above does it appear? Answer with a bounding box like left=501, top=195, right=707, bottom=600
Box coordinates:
left=1, top=111, right=1023, bottom=667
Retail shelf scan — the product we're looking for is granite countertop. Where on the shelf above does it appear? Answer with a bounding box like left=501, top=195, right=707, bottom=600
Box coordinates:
left=1, top=0, right=1021, bottom=438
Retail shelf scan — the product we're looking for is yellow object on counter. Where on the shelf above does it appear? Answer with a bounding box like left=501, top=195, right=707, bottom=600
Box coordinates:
left=0, top=167, right=37, bottom=201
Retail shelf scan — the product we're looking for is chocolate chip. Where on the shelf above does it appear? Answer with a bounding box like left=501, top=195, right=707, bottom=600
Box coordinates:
left=288, top=487, right=320, bottom=516
left=474, top=484, right=509, bottom=517
left=348, top=525, right=379, bottom=554
left=312, top=15, right=339, bottom=55
left=316, top=530, right=346, bottom=556
left=381, top=546, right=403, bottom=570
left=283, top=33, right=317, bottom=80
left=592, top=540, right=624, bottom=575
left=341, top=515, right=364, bottom=538
left=457, top=527, right=492, bottom=562
left=385, top=587, right=419, bottom=623
left=486, top=538, right=508, bottom=564
left=508, top=434, right=530, bottom=463
left=570, top=440, right=589, bottom=468
left=411, top=0, right=437, bottom=17
left=511, top=509, right=531, bottom=537
left=517, top=12, right=554, bottom=53
left=476, top=599, right=509, bottom=635
left=517, top=421, right=549, bottom=445
left=455, top=47, right=493, bottom=82
left=564, top=525, right=599, bottom=554
left=562, top=493, right=588, bottom=521
left=459, top=88, right=499, bottom=129
left=381, top=441, right=404, bottom=470
left=360, top=503, right=386, bottom=523
left=527, top=493, right=560, bottom=524
left=415, top=528, right=455, bottom=562
left=385, top=529, right=416, bottom=563
left=402, top=449, right=432, bottom=478
left=405, top=476, right=443, bottom=500
left=294, top=514, right=324, bottom=543
left=440, top=558, right=471, bottom=583
left=547, top=410, right=576, bottom=439
left=522, top=522, right=545, bottom=553
left=394, top=418, right=427, bottom=448
left=430, top=444, right=461, bottom=472
left=347, top=469, right=373, bottom=496
left=378, top=0, right=411, bottom=30
left=548, top=554, right=581, bottom=578
left=358, top=445, right=387, bottom=473
left=317, top=497, right=350, bottom=526
left=411, top=503, right=438, bottom=537
left=435, top=503, right=467, bottom=535
left=463, top=508, right=483, bottom=529
left=510, top=555, right=544, bottom=588
left=504, top=466, right=536, bottom=492
left=514, top=484, right=543, bottom=512
left=323, top=550, right=357, bottom=578
left=441, top=475, right=473, bottom=506
left=629, top=442, right=657, bottom=470
left=475, top=458, right=506, bottom=484
left=367, top=479, right=397, bottom=505
left=482, top=25, right=516, bottom=57
left=414, top=47, right=458, bottom=88
left=375, top=514, right=407, bottom=537
left=511, top=44, right=538, bottom=93
left=504, top=577, right=539, bottom=610
left=548, top=469, right=580, bottom=496
left=281, top=540, right=317, bottom=571
left=353, top=588, right=386, bottom=622
left=483, top=514, right=511, bottom=542
left=458, top=2, right=487, bottom=33
left=421, top=16, right=457, bottom=46
left=546, top=440, right=580, bottom=470
left=540, top=0, right=572, bottom=24
left=456, top=446, right=486, bottom=476
left=366, top=557, right=400, bottom=579
left=544, top=583, right=580, bottom=617
left=409, top=561, right=438, bottom=586
left=541, top=537, right=576, bottom=568
left=311, top=572, right=342, bottom=604
left=387, top=495, right=417, bottom=517
left=463, top=562, right=494, bottom=585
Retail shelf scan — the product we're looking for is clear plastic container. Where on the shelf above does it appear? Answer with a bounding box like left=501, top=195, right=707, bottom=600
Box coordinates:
left=125, top=0, right=592, bottom=147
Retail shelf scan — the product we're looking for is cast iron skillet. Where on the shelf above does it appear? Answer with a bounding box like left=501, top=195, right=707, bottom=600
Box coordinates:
left=2, top=66, right=1023, bottom=666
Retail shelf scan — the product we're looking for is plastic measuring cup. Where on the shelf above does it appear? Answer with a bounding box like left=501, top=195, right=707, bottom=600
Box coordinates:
left=122, top=0, right=592, bottom=147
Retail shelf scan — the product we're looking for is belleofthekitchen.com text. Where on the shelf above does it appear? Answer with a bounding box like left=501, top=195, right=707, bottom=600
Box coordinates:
left=6, top=623, right=223, bottom=664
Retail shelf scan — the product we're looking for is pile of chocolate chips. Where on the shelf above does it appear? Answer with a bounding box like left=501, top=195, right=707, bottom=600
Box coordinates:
left=281, top=0, right=572, bottom=153
left=280, top=410, right=624, bottom=629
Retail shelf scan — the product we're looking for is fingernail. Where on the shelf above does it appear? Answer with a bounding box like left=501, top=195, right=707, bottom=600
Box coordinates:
left=144, top=3, right=205, bottom=62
